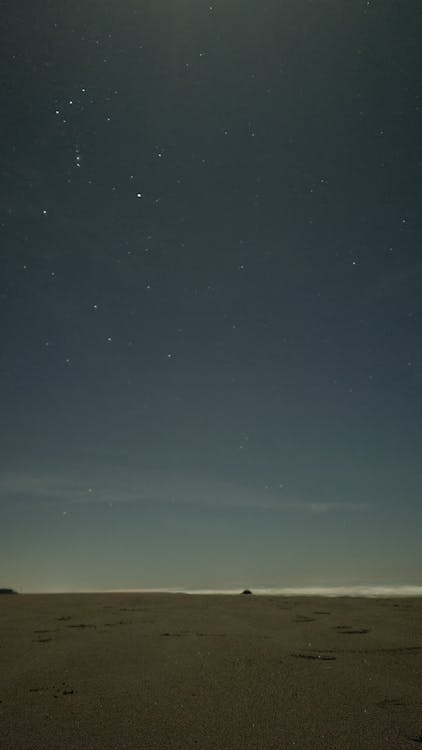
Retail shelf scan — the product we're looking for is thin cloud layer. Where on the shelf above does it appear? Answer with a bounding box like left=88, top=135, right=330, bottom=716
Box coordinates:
left=0, top=468, right=371, bottom=514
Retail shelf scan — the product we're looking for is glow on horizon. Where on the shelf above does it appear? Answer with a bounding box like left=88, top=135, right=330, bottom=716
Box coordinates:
left=107, top=585, right=422, bottom=597
left=30, top=585, right=422, bottom=597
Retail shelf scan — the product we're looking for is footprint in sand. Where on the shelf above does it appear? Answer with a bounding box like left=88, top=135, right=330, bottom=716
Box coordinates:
left=340, top=628, right=370, bottom=634
left=33, top=629, right=57, bottom=634
left=30, top=683, right=76, bottom=698
left=375, top=698, right=405, bottom=708
left=32, top=637, right=53, bottom=643
left=291, top=653, right=337, bottom=661
left=67, top=623, right=96, bottom=629
left=333, top=625, right=370, bottom=634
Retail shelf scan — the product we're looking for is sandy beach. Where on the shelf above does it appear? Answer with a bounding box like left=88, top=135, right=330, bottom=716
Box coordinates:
left=1, top=593, right=422, bottom=749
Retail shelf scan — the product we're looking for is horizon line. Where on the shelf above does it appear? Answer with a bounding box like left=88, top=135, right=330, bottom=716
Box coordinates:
left=18, top=584, right=422, bottom=597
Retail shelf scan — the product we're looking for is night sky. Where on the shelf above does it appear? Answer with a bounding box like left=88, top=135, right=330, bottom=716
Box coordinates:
left=2, top=1, right=422, bottom=593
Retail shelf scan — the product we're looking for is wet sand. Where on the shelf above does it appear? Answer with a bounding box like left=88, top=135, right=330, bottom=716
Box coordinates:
left=1, top=593, right=422, bottom=749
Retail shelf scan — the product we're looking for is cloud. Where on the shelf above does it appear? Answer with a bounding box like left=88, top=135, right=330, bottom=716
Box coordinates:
left=0, top=467, right=371, bottom=515
left=307, top=501, right=369, bottom=513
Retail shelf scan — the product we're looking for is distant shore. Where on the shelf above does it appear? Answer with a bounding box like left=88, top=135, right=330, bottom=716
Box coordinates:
left=16, top=584, right=422, bottom=596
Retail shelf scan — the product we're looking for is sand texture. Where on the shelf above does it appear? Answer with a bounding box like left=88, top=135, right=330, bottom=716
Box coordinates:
left=1, top=593, right=422, bottom=749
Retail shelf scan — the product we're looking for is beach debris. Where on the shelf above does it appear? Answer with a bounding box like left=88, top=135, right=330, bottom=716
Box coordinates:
left=241, top=589, right=253, bottom=595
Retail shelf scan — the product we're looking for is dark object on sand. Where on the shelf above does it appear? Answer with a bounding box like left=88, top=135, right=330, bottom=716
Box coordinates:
left=0, top=588, right=18, bottom=595
left=241, top=589, right=252, bottom=595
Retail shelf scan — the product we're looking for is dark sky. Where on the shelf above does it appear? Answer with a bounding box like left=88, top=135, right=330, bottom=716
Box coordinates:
left=1, top=1, right=422, bottom=592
